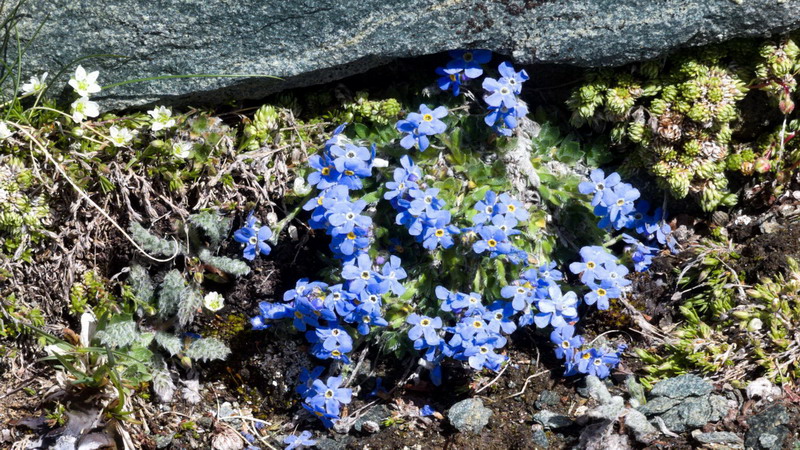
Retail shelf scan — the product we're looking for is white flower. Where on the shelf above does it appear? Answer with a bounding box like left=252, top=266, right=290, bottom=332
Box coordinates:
left=68, top=65, right=101, bottom=97
left=148, top=105, right=175, bottom=131
left=21, top=72, right=48, bottom=96
left=70, top=96, right=99, bottom=122
left=172, top=141, right=193, bottom=158
left=292, top=176, right=311, bottom=195
left=108, top=125, right=134, bottom=147
left=0, top=122, right=13, bottom=140
left=203, top=292, right=224, bottom=312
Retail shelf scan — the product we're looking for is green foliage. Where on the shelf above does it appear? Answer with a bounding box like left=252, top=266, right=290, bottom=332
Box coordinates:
left=339, top=91, right=402, bottom=126
left=0, top=157, right=50, bottom=260
left=566, top=39, right=800, bottom=211
left=129, top=222, right=178, bottom=258
left=184, top=337, right=231, bottom=362
left=638, top=240, right=800, bottom=387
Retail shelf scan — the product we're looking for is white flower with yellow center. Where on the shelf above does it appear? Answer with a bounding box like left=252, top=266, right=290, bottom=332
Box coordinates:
left=148, top=106, right=175, bottom=131
left=172, top=141, right=193, bottom=158
left=0, top=122, right=13, bottom=140
left=203, top=291, right=224, bottom=312
left=68, top=65, right=101, bottom=97
left=21, top=72, right=48, bottom=96
left=108, top=126, right=134, bottom=147
left=70, top=96, right=99, bottom=123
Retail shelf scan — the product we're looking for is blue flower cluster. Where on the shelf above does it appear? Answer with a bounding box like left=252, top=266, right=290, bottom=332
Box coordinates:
left=384, top=155, right=461, bottom=251
left=482, top=62, right=530, bottom=136
left=578, top=169, right=677, bottom=271
left=396, top=104, right=448, bottom=152
left=296, top=368, right=352, bottom=428
left=469, top=190, right=529, bottom=263
left=250, top=125, right=410, bottom=427
left=435, top=50, right=492, bottom=96
left=233, top=212, right=272, bottom=260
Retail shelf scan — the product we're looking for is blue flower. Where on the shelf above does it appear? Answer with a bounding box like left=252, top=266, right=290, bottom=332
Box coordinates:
left=233, top=213, right=272, bottom=260
left=412, top=105, right=448, bottom=136
left=326, top=199, right=372, bottom=237
left=575, top=347, right=621, bottom=379
left=472, top=190, right=503, bottom=224
left=569, top=246, right=617, bottom=284
left=598, top=182, right=640, bottom=227
left=463, top=334, right=507, bottom=371
left=483, top=76, right=518, bottom=109
left=407, top=188, right=445, bottom=217
left=304, top=185, right=350, bottom=229
left=578, top=169, right=621, bottom=207
left=306, top=376, right=352, bottom=416
left=550, top=325, right=583, bottom=361
left=384, top=156, right=420, bottom=202
left=330, top=143, right=372, bottom=177
left=420, top=404, right=436, bottom=417
left=301, top=402, right=339, bottom=428
left=497, top=193, right=529, bottom=222
left=583, top=280, right=620, bottom=310
left=497, top=61, right=529, bottom=95
left=379, top=255, right=407, bottom=295
left=329, top=226, right=370, bottom=257
left=407, top=313, right=443, bottom=349
left=472, top=225, right=512, bottom=257
left=354, top=308, right=388, bottom=335
left=312, top=326, right=353, bottom=353
left=297, top=366, right=325, bottom=396
left=500, top=280, right=535, bottom=311
left=422, top=211, right=460, bottom=250
left=484, top=301, right=518, bottom=334
left=436, top=66, right=465, bottom=95
left=396, top=105, right=448, bottom=151
left=491, top=213, right=521, bottom=236
left=341, top=253, right=378, bottom=294
left=445, top=49, right=492, bottom=79
left=284, top=430, right=316, bottom=450
left=533, top=285, right=579, bottom=329
left=307, top=154, right=341, bottom=189
left=283, top=279, right=328, bottom=303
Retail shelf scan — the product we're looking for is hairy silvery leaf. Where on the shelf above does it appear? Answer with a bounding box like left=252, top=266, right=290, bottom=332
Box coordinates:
left=151, top=356, right=176, bottom=403
left=96, top=320, right=138, bottom=348
left=189, top=210, right=232, bottom=247
left=177, top=285, right=203, bottom=328
left=155, top=332, right=183, bottom=357
left=181, top=377, right=202, bottom=404
left=129, top=221, right=178, bottom=257
left=129, top=264, right=154, bottom=304
left=184, top=337, right=231, bottom=362
left=199, top=249, right=250, bottom=277
left=158, top=269, right=187, bottom=318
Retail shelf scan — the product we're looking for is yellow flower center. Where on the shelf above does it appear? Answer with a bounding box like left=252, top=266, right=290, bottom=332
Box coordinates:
left=325, top=389, right=334, bottom=398
left=449, top=74, right=457, bottom=81
left=487, top=239, right=497, bottom=248
left=294, top=311, right=303, bottom=319
left=347, top=232, right=356, bottom=240
left=345, top=170, right=355, bottom=176
left=561, top=341, right=571, bottom=349
left=597, top=288, right=607, bottom=296
left=435, top=229, right=445, bottom=237
left=421, top=319, right=431, bottom=326
left=586, top=261, right=596, bottom=269
left=582, top=353, right=591, bottom=360
left=332, top=350, right=342, bottom=357
left=321, top=167, right=330, bottom=175
left=473, top=320, right=483, bottom=328
left=422, top=114, right=433, bottom=122
left=507, top=204, right=516, bottom=212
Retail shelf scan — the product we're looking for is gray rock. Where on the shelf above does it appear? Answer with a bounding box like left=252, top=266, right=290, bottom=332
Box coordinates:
left=692, top=431, right=743, bottom=446
left=659, top=397, right=713, bottom=433
left=650, top=374, right=713, bottom=399
left=745, top=405, right=791, bottom=450
left=14, top=1, right=800, bottom=110
left=448, top=398, right=492, bottom=434
left=708, top=394, right=731, bottom=422
left=535, top=390, right=561, bottom=409
left=531, top=427, right=549, bottom=448
left=583, top=376, right=612, bottom=404
left=637, top=396, right=683, bottom=416
left=624, top=409, right=658, bottom=444
left=588, top=396, right=626, bottom=422
left=153, top=434, right=174, bottom=450
left=353, top=405, right=389, bottom=433
left=533, top=410, right=573, bottom=429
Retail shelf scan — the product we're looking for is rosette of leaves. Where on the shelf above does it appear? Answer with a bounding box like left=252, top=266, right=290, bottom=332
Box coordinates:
left=0, top=156, right=50, bottom=260
left=567, top=49, right=748, bottom=211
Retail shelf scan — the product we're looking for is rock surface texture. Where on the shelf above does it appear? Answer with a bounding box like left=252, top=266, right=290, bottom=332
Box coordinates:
left=14, top=0, right=800, bottom=110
